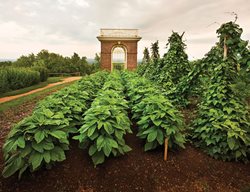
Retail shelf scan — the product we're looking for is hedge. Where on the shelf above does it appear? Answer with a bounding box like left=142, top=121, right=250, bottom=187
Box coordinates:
left=31, top=66, right=48, bottom=82
left=0, top=67, right=40, bottom=93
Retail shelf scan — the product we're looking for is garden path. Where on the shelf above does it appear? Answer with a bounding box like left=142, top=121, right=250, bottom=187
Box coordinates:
left=0, top=76, right=81, bottom=104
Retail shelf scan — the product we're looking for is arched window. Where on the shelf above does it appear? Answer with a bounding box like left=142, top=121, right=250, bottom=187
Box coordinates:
left=111, top=46, right=127, bottom=71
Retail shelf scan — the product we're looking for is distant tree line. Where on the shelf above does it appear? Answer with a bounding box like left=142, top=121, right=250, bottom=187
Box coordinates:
left=0, top=50, right=99, bottom=75
left=0, top=50, right=101, bottom=93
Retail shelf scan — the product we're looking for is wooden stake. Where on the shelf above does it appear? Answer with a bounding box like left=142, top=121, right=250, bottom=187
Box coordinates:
left=223, top=36, right=228, bottom=60
left=164, top=138, right=168, bottom=161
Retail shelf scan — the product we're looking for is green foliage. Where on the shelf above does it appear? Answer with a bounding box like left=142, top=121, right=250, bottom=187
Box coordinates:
left=217, top=22, right=249, bottom=68
left=36, top=87, right=89, bottom=127
left=160, top=32, right=190, bottom=84
left=150, top=40, right=160, bottom=62
left=77, top=71, right=109, bottom=100
left=31, top=66, right=49, bottom=82
left=112, top=63, right=124, bottom=70
left=230, top=70, right=250, bottom=101
left=134, top=95, right=185, bottom=150
left=14, top=54, right=36, bottom=68
left=142, top=47, right=150, bottom=64
left=93, top=53, right=101, bottom=70
left=14, top=50, right=94, bottom=75
left=137, top=47, right=150, bottom=76
left=192, top=62, right=250, bottom=162
left=189, top=21, right=250, bottom=162
left=0, top=67, right=40, bottom=93
left=74, top=72, right=132, bottom=166
left=2, top=109, right=73, bottom=179
left=0, top=49, right=95, bottom=94
left=142, top=41, right=161, bottom=79
left=142, top=60, right=157, bottom=79
left=123, top=72, right=185, bottom=151
left=136, top=62, right=148, bottom=76
left=154, top=32, right=190, bottom=106
left=70, top=52, right=93, bottom=75
left=2, top=71, right=108, bottom=178
left=0, top=61, right=12, bottom=67
left=138, top=32, right=190, bottom=107
left=169, top=21, right=249, bottom=109
left=35, top=71, right=108, bottom=127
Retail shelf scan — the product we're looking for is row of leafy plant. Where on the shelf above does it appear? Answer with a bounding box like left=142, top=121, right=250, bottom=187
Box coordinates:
left=138, top=32, right=190, bottom=107
left=191, top=22, right=250, bottom=162
left=192, top=62, right=250, bottom=161
left=2, top=71, right=108, bottom=179
left=137, top=20, right=250, bottom=162
left=122, top=72, right=186, bottom=151
left=74, top=72, right=132, bottom=166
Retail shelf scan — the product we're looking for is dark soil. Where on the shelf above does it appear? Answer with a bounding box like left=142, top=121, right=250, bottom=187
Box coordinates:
left=0, top=94, right=250, bottom=192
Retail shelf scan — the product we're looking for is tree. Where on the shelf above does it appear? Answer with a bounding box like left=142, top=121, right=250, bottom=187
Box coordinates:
left=150, top=40, right=160, bottom=62
left=80, top=56, right=92, bottom=75
left=70, top=52, right=81, bottom=72
left=142, top=47, right=150, bottom=64
left=36, top=50, right=50, bottom=65
left=142, top=41, right=161, bottom=79
left=137, top=48, right=150, bottom=76
left=93, top=53, right=101, bottom=69
left=14, top=53, right=35, bottom=67
left=9, top=49, right=94, bottom=76
left=0, top=61, right=12, bottom=67
left=33, top=59, right=46, bottom=68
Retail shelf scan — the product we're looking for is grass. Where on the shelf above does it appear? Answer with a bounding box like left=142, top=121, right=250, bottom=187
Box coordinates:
left=0, top=77, right=64, bottom=98
left=0, top=81, right=74, bottom=113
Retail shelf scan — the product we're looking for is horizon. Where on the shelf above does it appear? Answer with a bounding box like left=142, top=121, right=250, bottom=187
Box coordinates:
left=0, top=57, right=143, bottom=63
left=0, top=0, right=249, bottom=60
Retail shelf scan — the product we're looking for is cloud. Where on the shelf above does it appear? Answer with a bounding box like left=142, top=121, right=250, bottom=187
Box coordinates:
left=0, top=0, right=249, bottom=59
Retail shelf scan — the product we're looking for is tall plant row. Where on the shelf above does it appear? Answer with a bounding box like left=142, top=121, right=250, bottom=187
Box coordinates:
left=137, top=21, right=250, bottom=162
left=137, top=32, right=191, bottom=106
left=192, top=62, right=250, bottom=161
left=191, top=22, right=250, bottom=162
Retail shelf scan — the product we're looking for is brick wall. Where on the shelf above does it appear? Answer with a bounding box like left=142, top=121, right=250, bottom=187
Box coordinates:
left=99, top=40, right=139, bottom=71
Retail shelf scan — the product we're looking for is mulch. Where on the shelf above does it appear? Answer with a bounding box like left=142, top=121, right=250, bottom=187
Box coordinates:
left=0, top=93, right=249, bottom=192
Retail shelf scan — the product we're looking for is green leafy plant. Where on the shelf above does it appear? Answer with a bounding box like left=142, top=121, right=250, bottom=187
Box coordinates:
left=192, top=62, right=250, bottom=162
left=230, top=69, right=250, bottom=102
left=191, top=21, right=250, bottom=162
left=175, top=21, right=250, bottom=107
left=74, top=72, right=132, bottom=166
left=159, top=32, right=190, bottom=84
left=2, top=108, right=74, bottom=179
left=133, top=95, right=185, bottom=151
left=31, top=66, right=49, bottom=82
left=136, top=32, right=191, bottom=107
left=2, top=71, right=108, bottom=179
left=123, top=72, right=185, bottom=151
left=142, top=41, right=160, bottom=79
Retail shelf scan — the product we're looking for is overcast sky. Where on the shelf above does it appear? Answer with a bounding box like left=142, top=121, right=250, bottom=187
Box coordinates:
left=0, top=0, right=249, bottom=60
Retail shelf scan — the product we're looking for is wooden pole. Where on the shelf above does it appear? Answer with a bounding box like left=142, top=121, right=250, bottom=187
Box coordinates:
left=223, top=36, right=228, bottom=60
left=164, top=138, right=168, bottom=161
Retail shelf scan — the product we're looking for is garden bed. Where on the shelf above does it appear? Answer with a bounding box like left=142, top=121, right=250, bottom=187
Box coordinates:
left=0, top=108, right=249, bottom=192
left=0, top=71, right=249, bottom=192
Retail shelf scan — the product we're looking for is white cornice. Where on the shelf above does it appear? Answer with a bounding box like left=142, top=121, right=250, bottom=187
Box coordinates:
left=97, top=36, right=142, bottom=41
